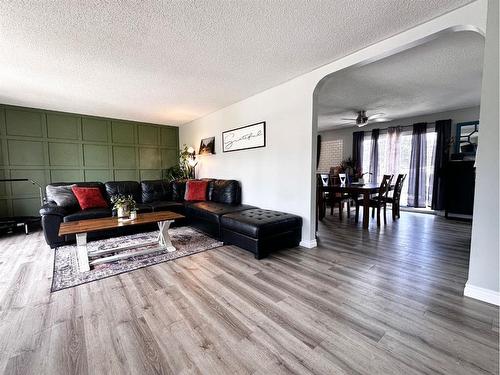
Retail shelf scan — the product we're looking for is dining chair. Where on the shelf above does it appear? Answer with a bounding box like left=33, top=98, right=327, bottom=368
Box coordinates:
left=316, top=174, right=327, bottom=221
left=318, top=173, right=340, bottom=218
left=338, top=173, right=347, bottom=185
left=331, top=173, right=353, bottom=219
left=330, top=191, right=352, bottom=220
left=319, top=171, right=348, bottom=219
left=355, top=174, right=393, bottom=226
left=385, top=173, right=407, bottom=220
left=319, top=174, right=330, bottom=187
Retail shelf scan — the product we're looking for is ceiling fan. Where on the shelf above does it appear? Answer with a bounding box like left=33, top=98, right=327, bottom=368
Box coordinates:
left=341, top=110, right=390, bottom=127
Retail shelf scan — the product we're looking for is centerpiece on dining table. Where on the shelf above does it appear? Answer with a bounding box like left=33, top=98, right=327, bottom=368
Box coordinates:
left=331, top=157, right=363, bottom=184
left=111, top=194, right=137, bottom=221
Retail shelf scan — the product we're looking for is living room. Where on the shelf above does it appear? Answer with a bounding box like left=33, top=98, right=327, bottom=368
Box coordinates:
left=0, top=1, right=498, bottom=374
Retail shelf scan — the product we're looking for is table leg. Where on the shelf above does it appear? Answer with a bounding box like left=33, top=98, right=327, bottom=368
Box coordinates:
left=76, top=232, right=90, bottom=272
left=158, top=220, right=176, bottom=252
left=87, top=220, right=177, bottom=268
left=362, top=192, right=370, bottom=229
left=88, top=240, right=158, bottom=258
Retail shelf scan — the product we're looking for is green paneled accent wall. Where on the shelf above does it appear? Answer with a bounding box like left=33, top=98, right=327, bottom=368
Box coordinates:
left=82, top=118, right=109, bottom=142
left=47, top=113, right=81, bottom=140
left=5, top=109, right=44, bottom=137
left=0, top=104, right=179, bottom=216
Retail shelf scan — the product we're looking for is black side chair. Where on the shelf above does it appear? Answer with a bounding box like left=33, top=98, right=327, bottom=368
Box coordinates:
left=385, top=173, right=407, bottom=220
left=328, top=174, right=352, bottom=220
left=317, top=173, right=351, bottom=221
left=355, top=174, right=393, bottom=226
left=319, top=174, right=331, bottom=214
left=319, top=174, right=330, bottom=187
left=317, top=174, right=329, bottom=220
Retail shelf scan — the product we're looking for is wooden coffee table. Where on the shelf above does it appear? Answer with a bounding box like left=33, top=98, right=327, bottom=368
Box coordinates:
left=59, top=211, right=185, bottom=272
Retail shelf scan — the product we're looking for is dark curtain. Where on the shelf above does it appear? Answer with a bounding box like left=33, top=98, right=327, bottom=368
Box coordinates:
left=431, top=119, right=451, bottom=210
left=316, top=134, right=321, bottom=169
left=368, top=129, right=379, bottom=183
left=352, top=131, right=364, bottom=175
left=408, top=122, right=428, bottom=207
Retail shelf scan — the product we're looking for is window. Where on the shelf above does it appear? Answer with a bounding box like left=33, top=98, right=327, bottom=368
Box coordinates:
left=361, top=133, right=371, bottom=180
left=361, top=128, right=437, bottom=208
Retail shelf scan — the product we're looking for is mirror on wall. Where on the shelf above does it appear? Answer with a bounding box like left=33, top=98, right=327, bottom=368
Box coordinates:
left=455, top=121, right=479, bottom=156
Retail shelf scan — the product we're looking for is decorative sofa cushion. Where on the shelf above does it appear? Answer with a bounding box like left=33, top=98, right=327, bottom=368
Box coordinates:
left=184, top=180, right=209, bottom=201
left=72, top=186, right=108, bottom=210
left=46, top=184, right=78, bottom=207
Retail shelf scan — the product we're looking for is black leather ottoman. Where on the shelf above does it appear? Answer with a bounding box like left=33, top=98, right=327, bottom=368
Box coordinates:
left=221, top=209, right=302, bottom=259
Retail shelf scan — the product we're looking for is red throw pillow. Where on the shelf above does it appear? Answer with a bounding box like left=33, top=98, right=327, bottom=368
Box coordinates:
left=184, top=180, right=208, bottom=201
left=71, top=186, right=108, bottom=210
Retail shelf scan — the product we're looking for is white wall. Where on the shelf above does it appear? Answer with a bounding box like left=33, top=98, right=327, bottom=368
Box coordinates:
left=180, top=1, right=488, bottom=248
left=319, top=106, right=481, bottom=161
left=465, top=0, right=499, bottom=305
left=179, top=76, right=316, bottom=246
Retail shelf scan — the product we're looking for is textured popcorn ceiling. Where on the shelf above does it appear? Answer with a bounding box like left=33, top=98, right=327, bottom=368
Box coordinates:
left=0, top=0, right=473, bottom=125
left=317, top=31, right=484, bottom=130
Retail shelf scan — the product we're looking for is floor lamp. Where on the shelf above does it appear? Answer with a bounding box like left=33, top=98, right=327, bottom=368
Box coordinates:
left=0, top=178, right=45, bottom=206
left=0, top=179, right=45, bottom=234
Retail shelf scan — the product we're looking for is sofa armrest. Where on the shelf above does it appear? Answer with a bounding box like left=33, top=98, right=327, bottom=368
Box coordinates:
left=39, top=202, right=69, bottom=217
left=39, top=202, right=69, bottom=248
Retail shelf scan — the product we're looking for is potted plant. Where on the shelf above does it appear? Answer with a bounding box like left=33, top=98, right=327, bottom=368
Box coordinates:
left=164, top=164, right=184, bottom=182
left=111, top=194, right=137, bottom=221
left=164, top=144, right=197, bottom=181
left=339, top=157, right=356, bottom=176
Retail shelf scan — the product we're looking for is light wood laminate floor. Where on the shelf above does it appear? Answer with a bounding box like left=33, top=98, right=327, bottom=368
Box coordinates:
left=0, top=212, right=498, bottom=374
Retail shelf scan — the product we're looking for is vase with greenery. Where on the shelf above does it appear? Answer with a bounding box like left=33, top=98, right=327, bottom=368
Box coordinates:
left=339, top=157, right=362, bottom=179
left=164, top=144, right=196, bottom=181
left=111, top=194, right=137, bottom=220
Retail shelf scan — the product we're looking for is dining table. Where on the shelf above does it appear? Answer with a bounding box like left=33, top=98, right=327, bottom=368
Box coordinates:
left=317, top=182, right=391, bottom=229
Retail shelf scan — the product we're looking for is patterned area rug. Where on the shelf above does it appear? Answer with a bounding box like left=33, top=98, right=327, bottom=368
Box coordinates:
left=51, top=226, right=223, bottom=292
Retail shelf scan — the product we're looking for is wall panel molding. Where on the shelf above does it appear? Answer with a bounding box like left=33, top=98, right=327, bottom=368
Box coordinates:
left=0, top=104, right=179, bottom=216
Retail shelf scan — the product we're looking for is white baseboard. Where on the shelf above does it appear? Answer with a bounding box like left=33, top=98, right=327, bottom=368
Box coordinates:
left=300, top=239, right=317, bottom=249
left=464, top=282, right=500, bottom=306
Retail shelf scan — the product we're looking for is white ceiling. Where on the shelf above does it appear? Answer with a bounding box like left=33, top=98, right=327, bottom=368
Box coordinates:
left=317, top=31, right=484, bottom=131
left=0, top=0, right=473, bottom=126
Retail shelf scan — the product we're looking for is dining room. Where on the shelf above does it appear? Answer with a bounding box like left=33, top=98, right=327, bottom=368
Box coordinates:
left=315, top=30, right=483, bottom=233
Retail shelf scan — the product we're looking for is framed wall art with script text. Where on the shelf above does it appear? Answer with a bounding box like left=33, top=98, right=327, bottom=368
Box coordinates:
left=222, top=121, right=266, bottom=152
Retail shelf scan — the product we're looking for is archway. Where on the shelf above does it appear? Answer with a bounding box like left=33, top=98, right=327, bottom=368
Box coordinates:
left=309, top=26, right=485, bottom=241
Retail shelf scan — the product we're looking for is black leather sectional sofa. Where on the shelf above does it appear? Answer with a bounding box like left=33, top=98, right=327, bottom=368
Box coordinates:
left=40, top=179, right=302, bottom=259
